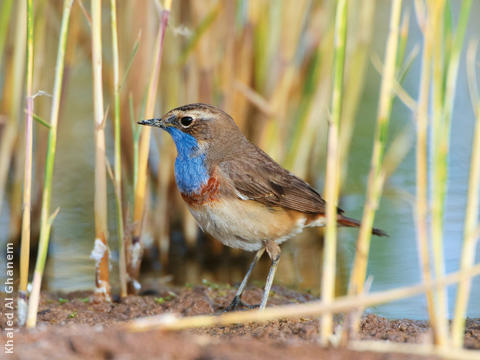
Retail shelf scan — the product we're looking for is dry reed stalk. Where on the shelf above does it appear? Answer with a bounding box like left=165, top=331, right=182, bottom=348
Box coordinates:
left=429, top=0, right=450, bottom=347
left=127, top=262, right=480, bottom=333
left=129, top=0, right=172, bottom=293
left=349, top=0, right=402, bottom=295
left=110, top=0, right=128, bottom=298
left=90, top=0, right=111, bottom=302
left=452, top=38, right=480, bottom=348
left=414, top=0, right=439, bottom=343
left=18, top=0, right=35, bottom=326
left=321, top=0, right=347, bottom=343
left=26, top=0, right=74, bottom=328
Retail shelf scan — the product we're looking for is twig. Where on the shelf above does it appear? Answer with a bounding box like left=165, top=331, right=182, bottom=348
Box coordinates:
left=349, top=340, right=480, bottom=360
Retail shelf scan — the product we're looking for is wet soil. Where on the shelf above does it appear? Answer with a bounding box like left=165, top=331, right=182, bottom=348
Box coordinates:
left=1, top=285, right=479, bottom=359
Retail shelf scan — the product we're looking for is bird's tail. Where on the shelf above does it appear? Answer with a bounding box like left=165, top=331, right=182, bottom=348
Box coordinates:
left=337, top=215, right=388, bottom=237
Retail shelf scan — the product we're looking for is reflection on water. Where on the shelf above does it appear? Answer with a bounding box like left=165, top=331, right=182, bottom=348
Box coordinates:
left=1, top=1, right=480, bottom=320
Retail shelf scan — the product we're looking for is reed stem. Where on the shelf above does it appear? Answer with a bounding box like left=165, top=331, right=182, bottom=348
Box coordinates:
left=18, top=0, right=35, bottom=327
left=110, top=0, right=127, bottom=298
left=452, top=37, right=479, bottom=348
left=26, top=0, right=74, bottom=328
left=91, top=0, right=111, bottom=302
left=349, top=0, right=402, bottom=295
left=321, top=0, right=347, bottom=343
left=129, top=0, right=172, bottom=293
left=430, top=0, right=450, bottom=347
left=414, top=0, right=438, bottom=343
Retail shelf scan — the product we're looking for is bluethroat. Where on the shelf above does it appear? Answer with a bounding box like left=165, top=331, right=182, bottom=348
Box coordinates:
left=138, top=103, right=387, bottom=310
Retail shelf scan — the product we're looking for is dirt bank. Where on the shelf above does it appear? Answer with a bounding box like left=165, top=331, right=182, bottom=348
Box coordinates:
left=1, top=285, right=479, bottom=359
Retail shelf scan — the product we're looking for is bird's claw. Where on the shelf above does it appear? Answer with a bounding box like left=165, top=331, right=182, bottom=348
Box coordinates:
left=225, top=295, right=259, bottom=312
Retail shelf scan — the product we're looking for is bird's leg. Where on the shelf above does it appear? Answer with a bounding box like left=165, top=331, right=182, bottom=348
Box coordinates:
left=226, top=248, right=265, bottom=311
left=259, top=240, right=281, bottom=310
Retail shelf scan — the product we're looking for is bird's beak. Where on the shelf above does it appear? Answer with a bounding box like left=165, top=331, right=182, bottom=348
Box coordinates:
left=138, top=115, right=176, bottom=128
left=137, top=118, right=164, bottom=128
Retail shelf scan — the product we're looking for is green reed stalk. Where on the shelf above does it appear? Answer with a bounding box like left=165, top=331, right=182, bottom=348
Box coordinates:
left=321, top=0, right=347, bottom=343
left=349, top=0, right=402, bottom=295
left=432, top=0, right=472, bottom=348
left=430, top=0, right=449, bottom=347
left=452, top=39, right=479, bottom=348
left=26, top=0, right=74, bottom=328
left=414, top=0, right=440, bottom=344
left=110, top=0, right=127, bottom=298
left=91, top=0, right=111, bottom=302
left=130, top=0, right=172, bottom=293
left=18, top=0, right=34, bottom=326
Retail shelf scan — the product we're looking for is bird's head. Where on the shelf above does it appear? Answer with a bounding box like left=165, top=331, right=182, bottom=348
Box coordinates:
left=138, top=103, right=245, bottom=161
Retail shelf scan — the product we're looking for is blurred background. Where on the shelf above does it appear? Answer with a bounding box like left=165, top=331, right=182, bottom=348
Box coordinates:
left=0, top=0, right=479, bottom=319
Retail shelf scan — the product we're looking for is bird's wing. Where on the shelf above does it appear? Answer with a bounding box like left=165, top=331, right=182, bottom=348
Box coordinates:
left=218, top=144, right=335, bottom=215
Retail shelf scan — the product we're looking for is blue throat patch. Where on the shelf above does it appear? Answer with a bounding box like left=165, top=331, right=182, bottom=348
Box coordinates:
left=164, top=127, right=209, bottom=194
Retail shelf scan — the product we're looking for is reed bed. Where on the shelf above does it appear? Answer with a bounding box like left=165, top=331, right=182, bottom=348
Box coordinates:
left=0, top=1, right=478, bottom=357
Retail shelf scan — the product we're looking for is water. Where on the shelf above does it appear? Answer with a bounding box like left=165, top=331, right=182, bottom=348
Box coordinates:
left=340, top=0, right=480, bottom=318
left=1, top=1, right=479, bottom=320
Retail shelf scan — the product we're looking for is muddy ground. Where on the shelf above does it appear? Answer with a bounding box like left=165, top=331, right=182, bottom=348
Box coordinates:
left=1, top=285, right=479, bottom=359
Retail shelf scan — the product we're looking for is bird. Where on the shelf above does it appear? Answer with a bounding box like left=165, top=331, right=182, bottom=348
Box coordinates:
left=138, top=103, right=387, bottom=311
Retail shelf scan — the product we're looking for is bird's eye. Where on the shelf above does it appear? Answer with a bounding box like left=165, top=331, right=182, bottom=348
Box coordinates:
left=180, top=116, right=194, bottom=127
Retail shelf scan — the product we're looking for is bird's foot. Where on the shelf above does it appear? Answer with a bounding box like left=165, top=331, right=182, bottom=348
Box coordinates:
left=225, top=295, right=259, bottom=312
